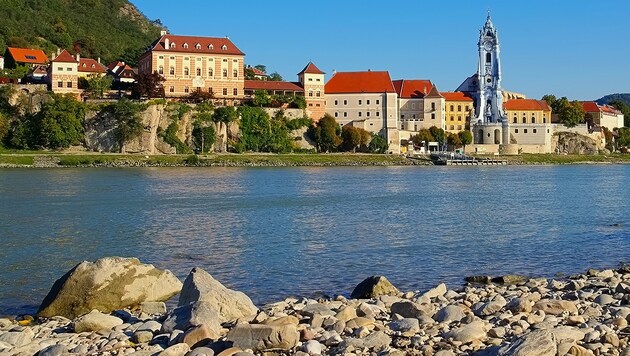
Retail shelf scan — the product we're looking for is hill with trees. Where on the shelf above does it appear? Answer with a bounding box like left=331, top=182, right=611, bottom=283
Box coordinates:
left=0, top=0, right=163, bottom=66
left=597, top=93, right=630, bottom=107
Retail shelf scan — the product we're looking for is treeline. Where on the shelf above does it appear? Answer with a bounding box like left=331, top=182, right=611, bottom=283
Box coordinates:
left=307, top=114, right=389, bottom=153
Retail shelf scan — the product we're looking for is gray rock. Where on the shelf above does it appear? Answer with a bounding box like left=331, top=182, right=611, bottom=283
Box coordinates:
left=491, top=275, right=527, bottom=285
left=162, top=301, right=222, bottom=335
left=498, top=329, right=556, bottom=356
left=38, top=257, right=182, bottom=319
left=336, top=331, right=391, bottom=352
left=594, top=294, right=615, bottom=306
left=465, top=276, right=491, bottom=284
left=421, top=283, right=447, bottom=299
left=137, top=320, right=162, bottom=333
left=0, top=327, right=34, bottom=347
left=444, top=320, right=488, bottom=343
left=300, top=303, right=335, bottom=317
left=533, top=299, right=578, bottom=315
left=0, top=319, right=12, bottom=329
left=551, top=326, right=585, bottom=342
left=435, top=305, right=465, bottom=323
left=388, top=318, right=420, bottom=335
left=507, top=298, right=532, bottom=314
left=133, top=330, right=154, bottom=344
left=178, top=268, right=257, bottom=322
left=226, top=323, right=299, bottom=351
left=73, top=310, right=123, bottom=332
left=159, top=342, right=190, bottom=356
left=390, top=301, right=432, bottom=319
left=141, top=301, right=167, bottom=315
left=38, top=344, right=67, bottom=356
left=303, top=339, right=323, bottom=355
left=350, top=276, right=399, bottom=299
left=186, top=346, right=215, bottom=356
left=474, top=296, right=507, bottom=317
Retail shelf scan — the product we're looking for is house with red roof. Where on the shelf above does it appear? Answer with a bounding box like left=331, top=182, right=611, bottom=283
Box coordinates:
left=3, top=47, right=48, bottom=69
left=580, top=101, right=624, bottom=130
left=393, top=79, right=446, bottom=132
left=107, top=61, right=137, bottom=85
left=442, top=92, right=474, bottom=133
left=48, top=49, right=81, bottom=96
left=138, top=31, right=245, bottom=104
left=78, top=57, right=107, bottom=78
left=246, top=65, right=268, bottom=80
left=325, top=70, right=400, bottom=153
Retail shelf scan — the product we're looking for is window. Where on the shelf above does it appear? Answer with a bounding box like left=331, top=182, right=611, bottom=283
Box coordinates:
left=170, top=56, right=175, bottom=60
left=367, top=100, right=370, bottom=105
left=316, top=91, right=321, bottom=97
left=513, top=118, right=517, bottom=124
left=343, top=112, right=347, bottom=117
left=451, top=116, right=454, bottom=122
left=184, top=67, right=190, bottom=76
left=524, top=129, right=528, bottom=133
left=533, top=129, right=537, bottom=133
left=196, top=68, right=202, bottom=76
left=450, top=125, right=455, bottom=130
left=233, top=88, right=238, bottom=96
left=184, top=86, right=189, bottom=93
left=411, top=103, right=415, bottom=109
left=431, top=113, right=435, bottom=120
left=223, top=59, right=228, bottom=62
left=57, top=67, right=63, bottom=71
left=208, top=87, right=213, bottom=93
left=343, top=100, right=347, bottom=105
left=195, top=43, right=201, bottom=49
left=522, top=117, right=526, bottom=124
left=466, top=106, right=470, bottom=111
left=515, top=129, right=519, bottom=133
left=208, top=69, right=213, bottom=77
left=458, top=116, right=462, bottom=121
left=543, top=118, right=547, bottom=123
left=169, top=66, right=175, bottom=75
left=208, top=44, right=214, bottom=50
left=450, top=105, right=454, bottom=111
left=316, top=78, right=321, bottom=81
left=67, top=81, right=72, bottom=88
left=159, top=56, right=164, bottom=59
left=57, top=81, right=63, bottom=88
left=376, top=100, right=380, bottom=105
left=222, top=88, right=228, bottom=96
left=431, top=103, right=436, bottom=110
left=222, top=45, right=227, bottom=51
left=170, top=43, right=176, bottom=49
left=308, top=78, right=312, bottom=81
left=458, top=105, right=462, bottom=111
left=359, top=100, right=362, bottom=105
left=233, top=69, right=238, bottom=78
left=183, top=43, right=189, bottom=49
left=486, top=53, right=491, bottom=63
left=335, top=112, right=338, bottom=118
left=358, top=112, right=362, bottom=117
left=412, top=114, right=416, bottom=120
left=66, top=67, right=72, bottom=71
left=233, top=59, right=238, bottom=63
left=531, top=117, right=535, bottom=124
left=308, top=91, right=313, bottom=97
left=169, top=86, right=174, bottom=93
left=334, top=100, right=338, bottom=105
left=158, top=65, right=164, bottom=75
left=401, top=115, right=405, bottom=120
left=222, top=69, right=228, bottom=77
left=376, top=112, right=380, bottom=117
left=367, top=112, right=370, bottom=117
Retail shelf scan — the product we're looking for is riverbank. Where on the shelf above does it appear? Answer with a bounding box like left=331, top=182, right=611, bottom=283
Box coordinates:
left=1, top=259, right=630, bottom=355
left=1, top=152, right=630, bottom=168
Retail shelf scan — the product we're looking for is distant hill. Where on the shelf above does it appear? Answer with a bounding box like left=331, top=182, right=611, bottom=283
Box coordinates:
left=596, top=93, right=630, bottom=107
left=0, top=0, right=164, bottom=66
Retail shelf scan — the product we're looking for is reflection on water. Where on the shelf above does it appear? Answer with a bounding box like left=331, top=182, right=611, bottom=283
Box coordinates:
left=0, top=165, right=629, bottom=314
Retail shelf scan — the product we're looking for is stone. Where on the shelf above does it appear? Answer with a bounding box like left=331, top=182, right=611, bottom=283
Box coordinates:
left=182, top=324, right=218, bottom=348
left=594, top=294, right=615, bottom=306
left=336, top=331, right=391, bottom=352
left=335, top=306, right=357, bottom=322
left=421, top=283, right=447, bottom=299
left=498, top=329, right=556, bottom=356
left=0, top=327, right=34, bottom=347
left=474, top=296, right=507, bottom=317
left=350, top=276, right=399, bottom=299
left=445, top=320, right=488, bottom=343
left=491, top=275, right=527, bottom=285
left=162, top=301, right=222, bottom=335
left=38, top=257, right=182, bottom=319
left=137, top=320, right=162, bottom=333
left=159, top=342, right=191, bottom=356
left=186, top=347, right=215, bottom=356
left=133, top=330, right=154, bottom=343
left=533, top=299, right=578, bottom=315
left=435, top=305, right=465, bottom=323
left=261, top=315, right=299, bottom=326
left=391, top=301, right=432, bottom=319
left=388, top=318, right=420, bottom=336
left=303, top=340, right=323, bottom=355
left=345, top=317, right=374, bottom=329
left=465, top=276, right=492, bottom=284
left=141, top=301, right=167, bottom=315
left=226, top=323, right=299, bottom=351
left=216, top=347, right=243, bottom=356
left=507, top=298, right=532, bottom=314
left=551, top=326, right=585, bottom=342
left=38, top=344, right=67, bottom=356
left=73, top=310, right=123, bottom=332
left=179, top=268, right=257, bottom=323
left=300, top=303, right=335, bottom=317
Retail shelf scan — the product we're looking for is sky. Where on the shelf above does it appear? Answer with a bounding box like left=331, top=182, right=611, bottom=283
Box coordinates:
left=130, top=0, right=629, bottom=101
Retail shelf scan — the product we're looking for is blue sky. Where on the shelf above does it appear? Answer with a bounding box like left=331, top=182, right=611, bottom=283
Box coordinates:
left=130, top=0, right=629, bottom=100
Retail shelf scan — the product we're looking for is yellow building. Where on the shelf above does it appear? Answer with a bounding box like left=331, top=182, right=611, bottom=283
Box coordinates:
left=138, top=31, right=245, bottom=105
left=442, top=91, right=473, bottom=133
left=504, top=99, right=551, bottom=124
left=77, top=57, right=107, bottom=79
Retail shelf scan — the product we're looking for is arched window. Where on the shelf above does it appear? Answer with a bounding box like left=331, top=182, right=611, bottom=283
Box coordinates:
left=543, top=118, right=547, bottom=123
left=531, top=117, right=535, bottom=124
left=183, top=43, right=189, bottom=49
left=195, top=43, right=201, bottom=49
left=486, top=53, right=491, bottom=63
left=208, top=68, right=213, bottom=77
left=522, top=117, right=526, bottom=124
left=457, top=105, right=462, bottom=111
left=233, top=69, right=238, bottom=78
left=450, top=105, right=454, bottom=111
left=222, top=45, right=227, bottom=51
left=316, top=91, right=321, bottom=97
left=169, top=66, right=175, bottom=75
left=196, top=68, right=201, bottom=76
left=184, top=67, right=189, bottom=76
left=208, top=44, right=214, bottom=50
left=158, top=65, right=164, bottom=75
left=222, top=69, right=228, bottom=77
left=170, top=43, right=176, bottom=49
left=513, top=117, right=517, bottom=124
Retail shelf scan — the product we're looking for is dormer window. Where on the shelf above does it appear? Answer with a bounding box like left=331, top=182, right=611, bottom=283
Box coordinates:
left=91, top=64, right=95, bottom=68
left=170, top=43, right=176, bottom=49
left=208, top=44, right=214, bottom=50
left=183, top=43, right=189, bottom=49
left=221, top=45, right=227, bottom=51
left=195, top=43, right=201, bottom=49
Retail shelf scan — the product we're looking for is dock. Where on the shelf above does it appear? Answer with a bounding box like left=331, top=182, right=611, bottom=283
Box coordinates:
left=429, top=153, right=507, bottom=166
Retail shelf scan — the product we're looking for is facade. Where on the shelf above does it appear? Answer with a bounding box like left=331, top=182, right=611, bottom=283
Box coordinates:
left=78, top=57, right=107, bottom=78
left=325, top=70, right=399, bottom=153
left=581, top=101, right=624, bottom=130
left=107, top=61, right=136, bottom=84
left=48, top=50, right=80, bottom=96
left=504, top=99, right=552, bottom=148
left=442, top=91, right=473, bottom=133
left=393, top=79, right=445, bottom=132
left=4, top=47, right=48, bottom=69
left=138, top=32, right=245, bottom=104
left=298, top=62, right=326, bottom=121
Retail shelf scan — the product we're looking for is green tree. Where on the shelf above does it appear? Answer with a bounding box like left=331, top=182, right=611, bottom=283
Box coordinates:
left=0, top=111, right=9, bottom=146
left=107, top=98, right=144, bottom=152
left=412, top=129, right=434, bottom=148
left=561, top=100, right=585, bottom=128
left=212, top=106, right=237, bottom=124
left=268, top=72, right=283, bottom=81
left=368, top=134, right=388, bottom=153
left=429, top=126, right=445, bottom=146
left=37, top=94, right=85, bottom=149
left=85, top=75, right=113, bottom=98
left=608, top=100, right=630, bottom=128
left=446, top=132, right=462, bottom=149
left=617, top=127, right=630, bottom=148
left=3, top=65, right=30, bottom=81
left=308, top=114, right=341, bottom=152
left=458, top=130, right=473, bottom=150
left=254, top=65, right=267, bottom=73
left=192, top=102, right=216, bottom=153
left=341, top=125, right=362, bottom=152
left=290, top=95, right=306, bottom=109
left=252, top=90, right=272, bottom=107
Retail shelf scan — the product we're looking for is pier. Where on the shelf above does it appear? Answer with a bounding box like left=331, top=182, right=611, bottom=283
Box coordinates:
left=428, top=153, right=507, bottom=166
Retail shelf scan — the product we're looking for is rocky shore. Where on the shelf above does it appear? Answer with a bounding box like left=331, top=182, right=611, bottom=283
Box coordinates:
left=2, top=258, right=630, bottom=356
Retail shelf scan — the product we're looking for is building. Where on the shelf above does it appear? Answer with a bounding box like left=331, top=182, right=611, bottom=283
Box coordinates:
left=138, top=31, right=245, bottom=104
left=325, top=70, right=399, bottom=153
left=247, top=65, right=268, bottom=80
left=442, top=91, right=473, bottom=133
left=504, top=99, right=552, bottom=148
left=3, top=47, right=48, bottom=69
left=581, top=101, right=624, bottom=130
left=48, top=49, right=80, bottom=96
left=107, top=61, right=136, bottom=85
left=78, top=57, right=107, bottom=79
left=393, top=79, right=445, bottom=132
left=298, top=62, right=326, bottom=120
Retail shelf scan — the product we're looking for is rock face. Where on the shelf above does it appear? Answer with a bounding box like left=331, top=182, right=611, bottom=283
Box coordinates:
left=38, top=257, right=182, bottom=319
left=178, top=268, right=258, bottom=322
left=226, top=323, right=299, bottom=351
left=350, top=276, right=399, bottom=299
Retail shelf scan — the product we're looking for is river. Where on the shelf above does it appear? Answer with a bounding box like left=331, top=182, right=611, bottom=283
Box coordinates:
left=0, top=165, right=628, bottom=315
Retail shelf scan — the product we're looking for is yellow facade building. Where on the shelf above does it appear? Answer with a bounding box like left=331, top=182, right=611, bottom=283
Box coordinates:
left=504, top=99, right=551, bottom=125
left=442, top=92, right=473, bottom=133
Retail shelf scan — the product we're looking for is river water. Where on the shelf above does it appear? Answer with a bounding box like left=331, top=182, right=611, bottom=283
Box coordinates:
left=0, top=165, right=629, bottom=315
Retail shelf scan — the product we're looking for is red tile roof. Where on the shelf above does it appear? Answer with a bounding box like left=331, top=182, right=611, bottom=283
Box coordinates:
left=298, top=62, right=324, bottom=75
left=325, top=71, right=395, bottom=94
left=441, top=91, right=474, bottom=102
left=580, top=101, right=600, bottom=113
left=250, top=67, right=267, bottom=76
left=52, top=49, right=77, bottom=63
left=244, top=80, right=304, bottom=92
left=6, top=47, right=48, bottom=64
left=149, top=34, right=244, bottom=56
left=425, top=85, right=443, bottom=99
left=504, top=99, right=551, bottom=111
left=600, top=105, right=621, bottom=115
left=78, top=58, right=107, bottom=73
left=392, top=79, right=434, bottom=98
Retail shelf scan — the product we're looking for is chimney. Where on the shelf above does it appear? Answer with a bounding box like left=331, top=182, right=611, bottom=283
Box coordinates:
left=57, top=48, right=61, bottom=56
left=165, top=38, right=170, bottom=49
left=97, top=57, right=101, bottom=64
left=160, top=30, right=167, bottom=36
left=76, top=53, right=80, bottom=61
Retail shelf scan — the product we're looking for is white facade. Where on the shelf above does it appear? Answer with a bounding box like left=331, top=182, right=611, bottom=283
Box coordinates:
left=474, top=14, right=505, bottom=125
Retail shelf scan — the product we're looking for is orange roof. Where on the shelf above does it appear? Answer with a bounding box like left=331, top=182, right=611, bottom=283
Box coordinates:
left=249, top=67, right=267, bottom=76
left=325, top=71, right=395, bottom=94
left=392, top=79, right=434, bottom=99
left=601, top=105, right=621, bottom=115
left=149, top=34, right=244, bottom=56
left=244, top=80, right=304, bottom=92
left=580, top=101, right=599, bottom=113
left=52, top=50, right=77, bottom=63
left=442, top=91, right=474, bottom=102
left=6, top=47, right=48, bottom=64
left=298, top=62, right=324, bottom=75
left=504, top=99, right=551, bottom=111
left=78, top=58, right=107, bottom=73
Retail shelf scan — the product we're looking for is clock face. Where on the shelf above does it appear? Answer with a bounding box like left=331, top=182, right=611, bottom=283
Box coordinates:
left=484, top=41, right=493, bottom=50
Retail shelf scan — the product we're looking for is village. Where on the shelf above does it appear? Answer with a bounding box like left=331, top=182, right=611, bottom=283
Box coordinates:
left=0, top=15, right=625, bottom=156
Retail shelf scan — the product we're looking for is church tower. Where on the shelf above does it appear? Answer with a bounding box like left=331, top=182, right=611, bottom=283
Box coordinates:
left=298, top=62, right=326, bottom=121
left=475, top=13, right=505, bottom=124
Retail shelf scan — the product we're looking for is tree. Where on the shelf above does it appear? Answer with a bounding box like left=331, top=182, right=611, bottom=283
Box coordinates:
left=542, top=94, right=557, bottom=111
left=37, top=94, right=85, bottom=149
left=458, top=130, right=473, bottom=150
left=341, top=125, right=362, bottom=152
left=446, top=132, right=462, bottom=149
left=132, top=71, right=165, bottom=99
left=413, top=129, right=434, bottom=148
left=254, top=65, right=267, bottom=73
left=3, top=65, right=30, bottom=81
left=85, top=75, right=113, bottom=98
left=107, top=98, right=144, bottom=152
left=608, top=100, right=630, bottom=128
left=308, top=114, right=341, bottom=152
left=212, top=106, right=237, bottom=124
left=192, top=102, right=216, bottom=153
left=368, top=134, right=388, bottom=153
left=244, top=67, right=256, bottom=80
left=617, top=127, right=630, bottom=148
left=186, top=88, right=215, bottom=103
left=429, top=126, right=445, bottom=146
left=561, top=100, right=585, bottom=128
left=252, top=90, right=272, bottom=107
left=0, top=112, right=9, bottom=146
left=268, top=72, right=283, bottom=81
left=290, top=95, right=306, bottom=109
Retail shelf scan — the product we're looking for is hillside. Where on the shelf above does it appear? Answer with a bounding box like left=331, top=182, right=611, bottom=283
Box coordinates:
left=596, top=93, right=630, bottom=107
left=0, top=0, right=163, bottom=66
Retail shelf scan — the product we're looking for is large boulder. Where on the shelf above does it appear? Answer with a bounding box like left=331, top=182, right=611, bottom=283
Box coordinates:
left=350, top=276, right=399, bottom=299
left=498, top=329, right=556, bottom=356
left=38, top=257, right=182, bottom=319
left=162, top=301, right=222, bottom=335
left=226, top=323, right=299, bottom=352
left=178, top=268, right=257, bottom=322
